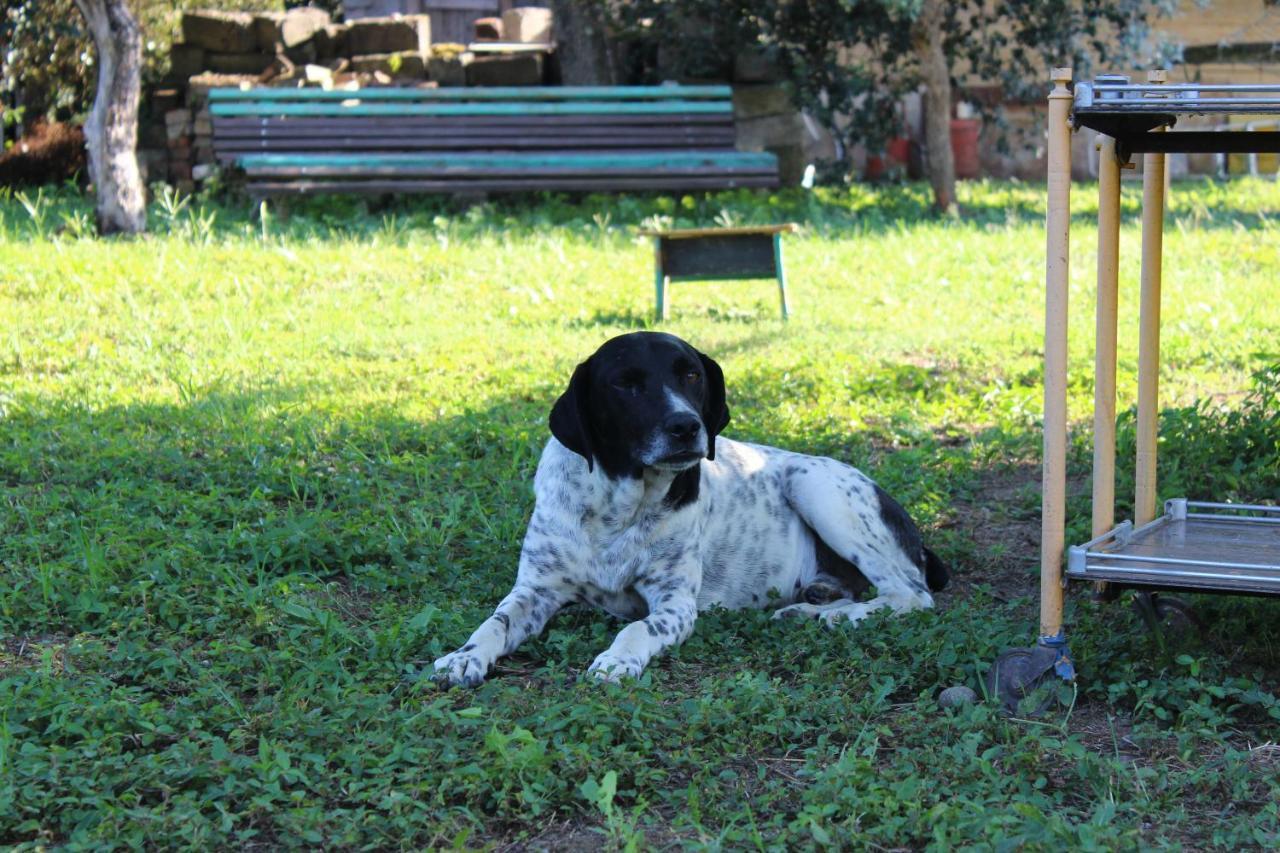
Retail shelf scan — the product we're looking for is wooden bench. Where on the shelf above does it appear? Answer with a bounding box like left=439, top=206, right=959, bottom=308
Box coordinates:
left=638, top=223, right=797, bottom=321
left=208, top=85, right=780, bottom=197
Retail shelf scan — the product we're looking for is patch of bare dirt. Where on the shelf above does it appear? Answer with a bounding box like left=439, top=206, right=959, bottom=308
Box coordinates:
left=0, top=633, right=74, bottom=674
left=941, top=462, right=1089, bottom=607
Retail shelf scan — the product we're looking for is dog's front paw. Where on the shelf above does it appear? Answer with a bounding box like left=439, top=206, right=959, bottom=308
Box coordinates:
left=587, top=651, right=643, bottom=683
left=432, top=646, right=491, bottom=688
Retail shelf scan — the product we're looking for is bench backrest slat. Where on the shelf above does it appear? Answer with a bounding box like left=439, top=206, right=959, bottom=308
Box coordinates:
left=208, top=84, right=732, bottom=102
left=211, top=100, right=732, bottom=117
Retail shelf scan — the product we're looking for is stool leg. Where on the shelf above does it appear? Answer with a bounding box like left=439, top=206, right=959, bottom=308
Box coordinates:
left=1093, top=134, right=1122, bottom=601
left=1136, top=77, right=1167, bottom=528
left=1041, top=68, right=1073, bottom=645
left=774, top=232, right=790, bottom=320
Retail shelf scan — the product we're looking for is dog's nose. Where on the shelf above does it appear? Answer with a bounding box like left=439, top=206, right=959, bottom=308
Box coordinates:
left=665, top=414, right=701, bottom=443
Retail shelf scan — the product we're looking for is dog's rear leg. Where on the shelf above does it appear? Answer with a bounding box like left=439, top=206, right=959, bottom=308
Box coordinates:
left=784, top=469, right=934, bottom=625
left=433, top=584, right=568, bottom=687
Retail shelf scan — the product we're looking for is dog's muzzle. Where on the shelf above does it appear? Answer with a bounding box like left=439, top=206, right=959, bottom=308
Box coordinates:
left=645, top=413, right=706, bottom=469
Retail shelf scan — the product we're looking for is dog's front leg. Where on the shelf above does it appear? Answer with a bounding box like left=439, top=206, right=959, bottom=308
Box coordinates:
left=432, top=583, right=568, bottom=688
left=588, top=575, right=699, bottom=682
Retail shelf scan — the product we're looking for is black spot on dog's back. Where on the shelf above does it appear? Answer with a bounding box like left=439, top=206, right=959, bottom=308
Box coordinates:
left=872, top=485, right=923, bottom=556
left=871, top=484, right=950, bottom=592
left=923, top=547, right=950, bottom=592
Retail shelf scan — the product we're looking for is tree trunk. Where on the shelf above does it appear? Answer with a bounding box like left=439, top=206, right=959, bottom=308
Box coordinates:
left=73, top=0, right=146, bottom=235
left=549, top=0, right=618, bottom=85
left=912, top=0, right=956, bottom=214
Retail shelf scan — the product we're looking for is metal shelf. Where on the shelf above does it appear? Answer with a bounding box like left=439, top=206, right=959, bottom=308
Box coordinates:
left=1072, top=76, right=1280, bottom=158
left=1067, top=499, right=1280, bottom=596
left=1075, top=78, right=1280, bottom=115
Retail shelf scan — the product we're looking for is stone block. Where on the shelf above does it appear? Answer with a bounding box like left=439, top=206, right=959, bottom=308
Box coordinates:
left=182, top=11, right=256, bottom=54
left=474, top=17, right=503, bottom=40
left=164, top=109, right=193, bottom=140
left=502, top=7, right=552, bottom=43
left=769, top=143, right=807, bottom=187
left=345, top=16, right=431, bottom=55
left=349, top=52, right=427, bottom=79
left=466, top=53, right=544, bottom=87
left=800, top=112, right=837, bottom=164
left=732, top=85, right=792, bottom=120
left=251, top=12, right=285, bottom=50
left=207, top=52, right=275, bottom=75
left=185, top=74, right=258, bottom=106
left=735, top=112, right=804, bottom=150
left=281, top=7, right=331, bottom=48
left=428, top=53, right=472, bottom=86
left=151, top=88, right=182, bottom=114
left=313, top=24, right=347, bottom=59
left=169, top=43, right=206, bottom=79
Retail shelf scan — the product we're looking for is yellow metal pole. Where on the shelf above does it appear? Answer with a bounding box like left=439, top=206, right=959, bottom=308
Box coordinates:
left=1093, top=135, right=1121, bottom=538
left=1041, top=68, right=1073, bottom=640
left=1136, top=70, right=1167, bottom=526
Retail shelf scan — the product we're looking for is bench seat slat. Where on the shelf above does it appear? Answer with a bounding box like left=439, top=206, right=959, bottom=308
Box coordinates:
left=245, top=175, right=777, bottom=194
left=211, top=100, right=732, bottom=117
left=215, top=138, right=735, bottom=154
left=242, top=165, right=778, bottom=178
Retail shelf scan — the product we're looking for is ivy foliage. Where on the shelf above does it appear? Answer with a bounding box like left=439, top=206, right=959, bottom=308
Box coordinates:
left=607, top=0, right=1180, bottom=172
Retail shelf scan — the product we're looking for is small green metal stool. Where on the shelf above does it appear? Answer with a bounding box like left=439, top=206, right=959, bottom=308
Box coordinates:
left=639, top=223, right=797, bottom=321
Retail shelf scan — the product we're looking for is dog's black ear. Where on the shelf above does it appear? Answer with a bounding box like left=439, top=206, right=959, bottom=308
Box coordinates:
left=549, top=358, right=596, bottom=471
left=697, top=350, right=730, bottom=460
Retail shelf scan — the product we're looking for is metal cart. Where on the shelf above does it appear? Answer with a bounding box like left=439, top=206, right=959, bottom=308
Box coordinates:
left=988, top=69, right=1280, bottom=709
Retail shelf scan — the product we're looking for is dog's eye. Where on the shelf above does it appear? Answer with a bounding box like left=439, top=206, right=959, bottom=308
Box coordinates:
left=612, top=378, right=642, bottom=393
left=685, top=371, right=701, bottom=384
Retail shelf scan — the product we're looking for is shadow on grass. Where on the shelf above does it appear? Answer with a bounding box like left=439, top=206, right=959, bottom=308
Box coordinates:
left=3, top=357, right=1277, bottom=648
left=0, top=383, right=554, bottom=639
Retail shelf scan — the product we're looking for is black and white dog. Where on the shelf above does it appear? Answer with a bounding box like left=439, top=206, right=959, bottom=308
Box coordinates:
left=433, top=332, right=948, bottom=686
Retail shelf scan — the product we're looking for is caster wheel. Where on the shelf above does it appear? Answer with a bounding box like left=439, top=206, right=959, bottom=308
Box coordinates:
left=1132, top=593, right=1203, bottom=643
left=985, top=646, right=1061, bottom=716
left=1152, top=596, right=1204, bottom=636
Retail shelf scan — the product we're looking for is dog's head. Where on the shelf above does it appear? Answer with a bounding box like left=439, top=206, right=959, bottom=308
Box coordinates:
left=550, top=332, right=730, bottom=476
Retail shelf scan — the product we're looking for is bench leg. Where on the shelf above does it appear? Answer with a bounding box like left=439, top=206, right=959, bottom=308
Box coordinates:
left=774, top=232, right=791, bottom=320
left=654, top=238, right=669, bottom=321
left=656, top=275, right=670, bottom=322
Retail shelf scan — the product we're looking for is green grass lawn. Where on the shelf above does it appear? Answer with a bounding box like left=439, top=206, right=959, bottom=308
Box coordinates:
left=1, top=180, right=1278, bottom=849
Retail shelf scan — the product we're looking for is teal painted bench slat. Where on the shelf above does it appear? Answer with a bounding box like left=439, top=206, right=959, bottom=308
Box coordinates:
left=208, top=84, right=734, bottom=101
left=211, top=100, right=732, bottom=117
left=208, top=84, right=777, bottom=197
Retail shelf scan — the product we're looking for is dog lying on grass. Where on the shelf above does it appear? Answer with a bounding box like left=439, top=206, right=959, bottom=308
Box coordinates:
left=433, top=332, right=948, bottom=686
